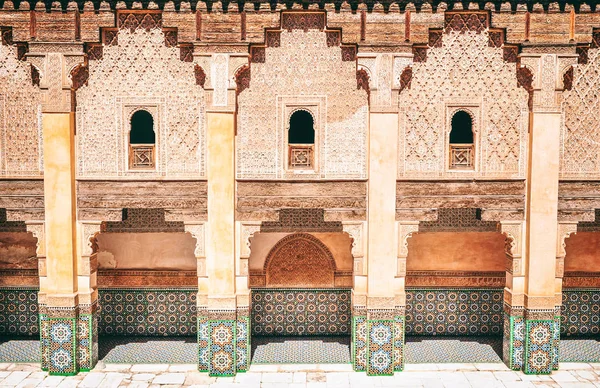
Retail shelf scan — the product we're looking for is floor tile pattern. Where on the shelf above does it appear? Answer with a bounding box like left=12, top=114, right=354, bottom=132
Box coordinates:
left=98, top=289, right=197, bottom=336
left=99, top=336, right=197, bottom=363
left=560, top=338, right=600, bottom=362
left=561, top=289, right=600, bottom=336
left=251, top=336, right=351, bottom=364
left=404, top=336, right=503, bottom=363
left=0, top=336, right=40, bottom=362
left=251, top=289, right=351, bottom=336
left=406, top=288, right=503, bottom=335
left=0, top=288, right=38, bottom=335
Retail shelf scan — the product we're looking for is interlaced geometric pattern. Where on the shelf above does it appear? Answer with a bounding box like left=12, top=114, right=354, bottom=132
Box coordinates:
left=562, top=48, right=600, bottom=178
left=237, top=30, right=368, bottom=179
left=76, top=28, right=205, bottom=178
left=399, top=30, right=528, bottom=179
left=0, top=40, right=42, bottom=176
left=130, top=145, right=155, bottom=169
left=450, top=144, right=474, bottom=169
left=289, top=144, right=313, bottom=169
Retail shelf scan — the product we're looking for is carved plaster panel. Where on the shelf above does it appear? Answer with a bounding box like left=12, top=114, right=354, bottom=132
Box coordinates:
left=237, top=29, right=368, bottom=180
left=81, top=222, right=101, bottom=257
left=556, top=222, right=577, bottom=258
left=240, top=223, right=260, bottom=259
left=25, top=221, right=45, bottom=257
left=75, top=28, right=205, bottom=178
left=561, top=47, right=600, bottom=179
left=0, top=40, right=43, bottom=176
left=397, top=222, right=419, bottom=258
left=398, top=30, right=529, bottom=179
left=184, top=223, right=205, bottom=258
left=500, top=221, right=523, bottom=258
left=342, top=221, right=364, bottom=258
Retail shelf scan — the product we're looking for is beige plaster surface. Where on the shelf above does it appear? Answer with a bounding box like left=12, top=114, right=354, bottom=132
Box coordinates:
left=0, top=232, right=37, bottom=269
left=42, top=113, right=78, bottom=295
left=564, top=232, right=600, bottom=272
left=248, top=232, right=353, bottom=271
left=206, top=112, right=236, bottom=298
left=96, top=233, right=196, bottom=270
left=406, top=232, right=505, bottom=272
left=367, top=113, right=398, bottom=300
left=525, top=112, right=561, bottom=306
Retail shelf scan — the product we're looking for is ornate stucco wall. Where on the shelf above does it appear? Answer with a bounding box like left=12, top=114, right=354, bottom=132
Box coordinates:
left=75, top=26, right=205, bottom=178
left=236, top=27, right=368, bottom=180
left=0, top=34, right=42, bottom=177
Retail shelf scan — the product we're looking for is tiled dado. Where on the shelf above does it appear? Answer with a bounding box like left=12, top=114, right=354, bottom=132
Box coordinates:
left=524, top=320, right=554, bottom=375
left=561, top=289, right=600, bottom=336
left=251, top=289, right=351, bottom=336
left=98, top=288, right=197, bottom=336
left=352, top=315, right=403, bottom=375
left=0, top=287, right=39, bottom=336
left=503, top=314, right=525, bottom=371
left=405, top=288, right=503, bottom=335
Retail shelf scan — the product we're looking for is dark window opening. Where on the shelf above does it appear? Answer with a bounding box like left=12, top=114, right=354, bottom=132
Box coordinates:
left=130, top=110, right=155, bottom=144
left=449, top=111, right=474, bottom=144
left=288, top=110, right=315, bottom=144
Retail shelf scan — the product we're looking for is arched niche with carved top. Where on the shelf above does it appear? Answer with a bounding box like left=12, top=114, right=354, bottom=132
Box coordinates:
left=258, top=233, right=349, bottom=288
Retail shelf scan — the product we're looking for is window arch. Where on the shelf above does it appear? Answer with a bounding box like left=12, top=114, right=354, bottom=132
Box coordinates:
left=288, top=110, right=315, bottom=144
left=449, top=110, right=473, bottom=144
left=449, top=110, right=475, bottom=169
left=288, top=109, right=315, bottom=170
left=130, top=110, right=155, bottom=144
left=129, top=110, right=156, bottom=169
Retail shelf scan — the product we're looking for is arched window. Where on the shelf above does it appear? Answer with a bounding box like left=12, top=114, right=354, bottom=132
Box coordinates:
left=288, top=110, right=315, bottom=144
left=288, top=110, right=315, bottom=169
left=449, top=110, right=473, bottom=144
left=129, top=110, right=156, bottom=170
left=449, top=110, right=474, bottom=169
left=130, top=110, right=155, bottom=144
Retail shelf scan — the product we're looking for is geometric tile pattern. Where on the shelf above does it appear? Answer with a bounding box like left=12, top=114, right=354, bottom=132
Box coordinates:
left=561, top=289, right=600, bottom=336
left=352, top=316, right=367, bottom=371
left=0, top=288, right=39, bottom=335
left=366, top=320, right=394, bottom=376
left=209, top=321, right=236, bottom=377
left=524, top=320, right=553, bottom=375
left=77, top=314, right=97, bottom=371
left=404, top=336, right=503, bottom=363
left=40, top=313, right=49, bottom=371
left=552, top=316, right=560, bottom=371
left=197, top=315, right=209, bottom=372
left=393, top=315, right=404, bottom=371
left=98, top=289, right=197, bottom=336
left=48, top=318, right=77, bottom=375
left=559, top=338, right=600, bottom=362
left=236, top=315, right=250, bottom=372
left=503, top=314, right=524, bottom=370
left=251, top=336, right=350, bottom=364
left=99, top=336, right=197, bottom=363
left=0, top=337, right=41, bottom=362
left=406, top=288, right=503, bottom=335
left=251, top=289, right=351, bottom=336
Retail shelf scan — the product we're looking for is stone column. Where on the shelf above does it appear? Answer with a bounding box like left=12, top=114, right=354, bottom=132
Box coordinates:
left=30, top=44, right=86, bottom=375
left=40, top=112, right=80, bottom=375
left=500, top=221, right=526, bottom=370
left=205, top=111, right=238, bottom=376
left=363, top=112, right=399, bottom=376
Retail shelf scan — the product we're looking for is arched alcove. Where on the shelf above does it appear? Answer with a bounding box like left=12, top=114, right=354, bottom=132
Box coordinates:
left=264, top=233, right=336, bottom=288
left=288, top=110, right=315, bottom=144
left=449, top=110, right=474, bottom=144
left=130, top=110, right=155, bottom=144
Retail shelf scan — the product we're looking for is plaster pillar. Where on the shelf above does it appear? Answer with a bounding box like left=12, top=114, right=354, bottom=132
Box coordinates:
left=41, top=112, right=79, bottom=375
left=204, top=111, right=245, bottom=376
left=523, top=111, right=561, bottom=374
left=360, top=112, right=399, bottom=375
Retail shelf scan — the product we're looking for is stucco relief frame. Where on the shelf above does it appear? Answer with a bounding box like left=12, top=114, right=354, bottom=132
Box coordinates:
left=277, top=96, right=326, bottom=179
left=119, top=98, right=163, bottom=175
left=445, top=101, right=481, bottom=174
left=0, top=94, right=4, bottom=174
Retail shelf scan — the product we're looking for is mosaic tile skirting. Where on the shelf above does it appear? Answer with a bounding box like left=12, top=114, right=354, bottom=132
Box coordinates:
left=251, top=289, right=351, bottom=336
left=0, top=287, right=39, bottom=336
left=98, top=288, right=197, bottom=336
left=561, top=289, right=600, bottom=336
left=405, top=288, right=503, bottom=336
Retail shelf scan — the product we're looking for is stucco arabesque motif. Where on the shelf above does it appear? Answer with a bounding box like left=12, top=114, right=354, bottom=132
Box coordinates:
left=76, top=27, right=205, bottom=178
left=561, top=47, right=600, bottom=179
left=500, top=221, right=523, bottom=276
left=184, top=223, right=205, bottom=258
left=0, top=40, right=43, bottom=176
left=237, top=29, right=368, bottom=180
left=398, top=30, right=529, bottom=179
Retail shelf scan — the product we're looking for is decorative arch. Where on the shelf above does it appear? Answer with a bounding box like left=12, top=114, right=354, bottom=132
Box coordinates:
left=263, top=233, right=338, bottom=288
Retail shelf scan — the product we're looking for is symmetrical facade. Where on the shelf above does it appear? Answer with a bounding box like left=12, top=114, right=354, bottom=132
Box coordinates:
left=0, top=0, right=600, bottom=377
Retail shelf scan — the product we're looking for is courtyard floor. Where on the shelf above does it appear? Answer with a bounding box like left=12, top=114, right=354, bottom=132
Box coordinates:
left=1, top=362, right=600, bottom=387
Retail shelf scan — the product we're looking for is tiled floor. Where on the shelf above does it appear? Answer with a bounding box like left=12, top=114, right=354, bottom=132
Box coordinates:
left=405, top=336, right=503, bottom=363
left=1, top=362, right=600, bottom=387
left=251, top=336, right=351, bottom=364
